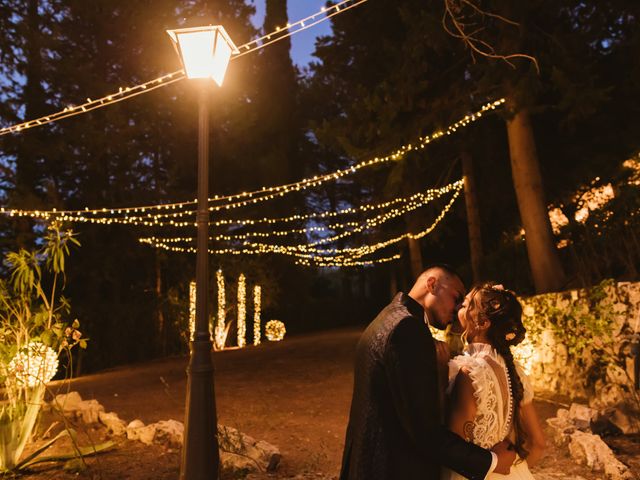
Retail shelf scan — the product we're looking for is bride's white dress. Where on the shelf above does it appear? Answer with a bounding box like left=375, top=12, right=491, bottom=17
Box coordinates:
left=441, top=343, right=536, bottom=480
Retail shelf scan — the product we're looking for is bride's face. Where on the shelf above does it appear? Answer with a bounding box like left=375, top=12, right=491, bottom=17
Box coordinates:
left=457, top=293, right=473, bottom=330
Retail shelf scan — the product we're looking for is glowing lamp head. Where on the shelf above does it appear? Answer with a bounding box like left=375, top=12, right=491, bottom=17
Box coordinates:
left=167, top=25, right=238, bottom=86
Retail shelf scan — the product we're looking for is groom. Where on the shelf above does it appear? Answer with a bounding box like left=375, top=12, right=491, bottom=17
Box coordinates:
left=339, top=264, right=516, bottom=479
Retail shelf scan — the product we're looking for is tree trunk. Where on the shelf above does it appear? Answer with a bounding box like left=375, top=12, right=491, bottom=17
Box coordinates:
left=407, top=237, right=423, bottom=280
left=506, top=108, right=566, bottom=293
left=461, top=151, right=484, bottom=283
left=389, top=263, right=398, bottom=299
left=13, top=0, right=46, bottom=248
left=155, top=251, right=166, bottom=356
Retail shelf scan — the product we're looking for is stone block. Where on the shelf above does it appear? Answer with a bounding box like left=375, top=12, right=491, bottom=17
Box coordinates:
left=568, top=403, right=597, bottom=430
left=609, top=408, right=640, bottom=435
left=76, top=399, right=105, bottom=424
left=218, top=424, right=281, bottom=472
left=568, top=431, right=634, bottom=480
left=153, top=419, right=184, bottom=448
left=53, top=391, right=84, bottom=414
left=99, top=411, right=127, bottom=436
left=126, top=419, right=145, bottom=440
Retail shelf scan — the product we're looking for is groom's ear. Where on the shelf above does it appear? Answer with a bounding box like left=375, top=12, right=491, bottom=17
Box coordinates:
left=425, top=276, right=437, bottom=294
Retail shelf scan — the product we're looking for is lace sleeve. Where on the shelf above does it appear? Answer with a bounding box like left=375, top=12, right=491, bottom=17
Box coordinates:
left=446, top=354, right=501, bottom=449
left=514, top=361, right=534, bottom=404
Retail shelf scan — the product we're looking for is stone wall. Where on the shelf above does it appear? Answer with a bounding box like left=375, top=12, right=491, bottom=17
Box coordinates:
left=514, top=281, right=640, bottom=408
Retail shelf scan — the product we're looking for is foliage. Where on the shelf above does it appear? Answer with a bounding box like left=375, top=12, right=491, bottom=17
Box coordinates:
left=520, top=280, right=640, bottom=410
left=0, top=223, right=85, bottom=472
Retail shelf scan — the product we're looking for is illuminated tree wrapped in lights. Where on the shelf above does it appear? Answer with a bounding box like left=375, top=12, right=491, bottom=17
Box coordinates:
left=253, top=286, right=262, bottom=346
left=188, top=281, right=196, bottom=341
left=214, top=270, right=227, bottom=350
left=237, top=274, right=246, bottom=348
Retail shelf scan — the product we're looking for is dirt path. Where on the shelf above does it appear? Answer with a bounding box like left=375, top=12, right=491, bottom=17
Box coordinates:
left=19, top=328, right=624, bottom=479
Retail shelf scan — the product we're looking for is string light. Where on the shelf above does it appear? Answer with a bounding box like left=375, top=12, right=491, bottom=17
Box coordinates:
left=8, top=342, right=59, bottom=387
left=0, top=99, right=504, bottom=225
left=265, top=320, right=286, bottom=341
left=138, top=181, right=460, bottom=248
left=215, top=270, right=226, bottom=350
left=237, top=274, right=246, bottom=348
left=138, top=183, right=463, bottom=267
left=0, top=0, right=367, bottom=137
left=295, top=253, right=402, bottom=268
left=189, top=281, right=196, bottom=341
left=242, top=182, right=463, bottom=260
left=253, top=285, right=261, bottom=346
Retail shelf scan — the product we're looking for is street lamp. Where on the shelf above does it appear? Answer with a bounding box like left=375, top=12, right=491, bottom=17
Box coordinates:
left=167, top=25, right=239, bottom=480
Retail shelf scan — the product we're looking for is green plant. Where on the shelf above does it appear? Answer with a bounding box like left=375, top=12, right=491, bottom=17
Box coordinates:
left=520, top=279, right=640, bottom=412
left=0, top=223, right=90, bottom=472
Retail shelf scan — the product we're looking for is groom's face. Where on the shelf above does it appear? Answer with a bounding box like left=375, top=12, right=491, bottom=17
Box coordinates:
left=429, top=275, right=465, bottom=330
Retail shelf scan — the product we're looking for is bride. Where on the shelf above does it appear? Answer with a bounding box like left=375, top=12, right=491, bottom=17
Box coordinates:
left=441, top=283, right=546, bottom=479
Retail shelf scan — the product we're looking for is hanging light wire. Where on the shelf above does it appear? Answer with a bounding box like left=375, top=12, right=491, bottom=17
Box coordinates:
left=0, top=0, right=367, bottom=137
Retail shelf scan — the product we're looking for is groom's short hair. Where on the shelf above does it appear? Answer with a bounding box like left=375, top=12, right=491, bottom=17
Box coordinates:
left=419, top=263, right=464, bottom=285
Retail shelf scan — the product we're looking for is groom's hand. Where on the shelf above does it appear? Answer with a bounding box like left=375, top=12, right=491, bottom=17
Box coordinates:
left=434, top=340, right=450, bottom=367
left=491, top=440, right=516, bottom=475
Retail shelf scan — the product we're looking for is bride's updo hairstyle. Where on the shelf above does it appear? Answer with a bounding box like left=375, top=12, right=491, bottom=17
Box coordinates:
left=466, top=282, right=529, bottom=459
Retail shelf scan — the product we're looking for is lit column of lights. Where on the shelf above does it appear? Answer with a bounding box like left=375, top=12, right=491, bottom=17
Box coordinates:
left=237, top=274, right=246, bottom=348
left=215, top=270, right=226, bottom=350
left=0, top=99, right=505, bottom=224
left=253, top=285, right=261, bottom=346
left=0, top=0, right=367, bottom=137
left=188, top=281, right=196, bottom=341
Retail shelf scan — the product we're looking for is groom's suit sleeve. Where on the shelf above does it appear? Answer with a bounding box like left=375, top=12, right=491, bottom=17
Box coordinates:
left=384, top=316, right=493, bottom=480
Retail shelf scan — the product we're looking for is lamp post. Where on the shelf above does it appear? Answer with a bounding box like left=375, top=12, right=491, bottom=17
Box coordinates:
left=167, top=25, right=238, bottom=480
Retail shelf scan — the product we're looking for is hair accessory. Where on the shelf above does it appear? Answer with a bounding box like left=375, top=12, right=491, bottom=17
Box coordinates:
left=505, top=332, right=516, bottom=341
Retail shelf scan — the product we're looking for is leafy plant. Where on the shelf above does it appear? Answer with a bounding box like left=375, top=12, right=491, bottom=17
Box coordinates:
left=520, top=279, right=640, bottom=412
left=0, top=223, right=88, bottom=472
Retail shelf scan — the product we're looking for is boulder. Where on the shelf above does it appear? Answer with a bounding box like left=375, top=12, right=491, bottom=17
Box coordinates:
left=220, top=451, right=259, bottom=478
left=76, top=399, right=104, bottom=424
left=546, top=416, right=576, bottom=447
left=609, top=408, right=640, bottom=435
left=218, top=424, right=281, bottom=472
left=136, top=425, right=157, bottom=446
left=568, top=431, right=634, bottom=480
left=99, top=411, right=127, bottom=436
left=153, top=420, right=184, bottom=448
left=568, top=403, right=597, bottom=430
left=126, top=419, right=146, bottom=441
left=53, top=391, right=84, bottom=414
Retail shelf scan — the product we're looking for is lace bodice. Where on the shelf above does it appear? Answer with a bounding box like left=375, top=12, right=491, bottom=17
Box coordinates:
left=447, top=343, right=533, bottom=449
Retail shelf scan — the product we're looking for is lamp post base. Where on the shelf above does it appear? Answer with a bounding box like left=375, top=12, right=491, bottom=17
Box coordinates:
left=180, top=338, right=219, bottom=480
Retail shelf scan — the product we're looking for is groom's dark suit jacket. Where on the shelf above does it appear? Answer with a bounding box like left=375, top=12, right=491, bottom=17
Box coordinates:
left=339, top=292, right=492, bottom=480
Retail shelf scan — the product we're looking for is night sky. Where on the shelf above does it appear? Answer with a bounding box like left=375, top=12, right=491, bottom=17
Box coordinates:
left=251, top=0, right=332, bottom=66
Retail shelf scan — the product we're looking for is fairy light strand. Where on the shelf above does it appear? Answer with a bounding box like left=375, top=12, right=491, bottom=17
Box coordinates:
left=137, top=181, right=460, bottom=246
left=138, top=184, right=463, bottom=267
left=0, top=0, right=367, bottom=137
left=0, top=98, right=504, bottom=225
